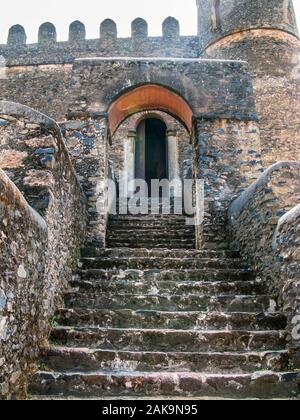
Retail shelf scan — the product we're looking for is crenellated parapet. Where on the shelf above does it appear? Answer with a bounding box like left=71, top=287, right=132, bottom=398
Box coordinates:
left=0, top=18, right=199, bottom=65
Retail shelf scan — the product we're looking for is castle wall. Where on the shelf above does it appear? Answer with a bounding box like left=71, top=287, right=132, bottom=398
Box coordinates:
left=67, top=58, right=257, bottom=120
left=0, top=65, right=73, bottom=122
left=203, top=30, right=300, bottom=167
left=197, top=0, right=299, bottom=51
left=0, top=36, right=199, bottom=66
left=61, top=117, right=109, bottom=248
left=0, top=18, right=199, bottom=66
left=194, top=117, right=263, bottom=248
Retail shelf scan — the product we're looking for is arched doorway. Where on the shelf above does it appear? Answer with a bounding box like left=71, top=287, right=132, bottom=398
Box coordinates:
left=108, top=84, right=193, bottom=136
left=135, top=118, right=168, bottom=190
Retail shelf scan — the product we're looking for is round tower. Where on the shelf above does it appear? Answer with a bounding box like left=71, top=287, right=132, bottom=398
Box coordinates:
left=197, top=0, right=300, bottom=166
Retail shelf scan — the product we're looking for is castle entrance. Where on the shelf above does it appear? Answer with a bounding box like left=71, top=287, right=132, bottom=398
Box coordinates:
left=135, top=118, right=168, bottom=194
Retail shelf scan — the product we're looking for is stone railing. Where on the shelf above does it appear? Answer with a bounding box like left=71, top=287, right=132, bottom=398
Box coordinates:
left=228, top=161, right=300, bottom=281
left=0, top=169, right=47, bottom=399
left=273, top=205, right=300, bottom=367
left=228, top=161, right=300, bottom=364
left=0, top=101, right=87, bottom=398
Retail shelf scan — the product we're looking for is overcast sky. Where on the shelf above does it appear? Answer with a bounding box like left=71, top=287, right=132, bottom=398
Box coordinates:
left=0, top=0, right=299, bottom=44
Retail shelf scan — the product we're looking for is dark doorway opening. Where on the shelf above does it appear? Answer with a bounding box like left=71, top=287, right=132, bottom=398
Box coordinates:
left=135, top=118, right=168, bottom=194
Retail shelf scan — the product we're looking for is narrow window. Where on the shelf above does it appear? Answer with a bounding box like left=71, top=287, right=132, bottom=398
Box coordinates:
left=211, top=0, right=221, bottom=31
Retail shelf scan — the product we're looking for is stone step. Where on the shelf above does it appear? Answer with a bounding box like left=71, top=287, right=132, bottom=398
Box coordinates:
left=106, top=240, right=196, bottom=248
left=108, top=221, right=196, bottom=228
left=106, top=241, right=196, bottom=249
left=69, top=279, right=266, bottom=297
left=50, top=327, right=286, bottom=352
left=64, top=292, right=275, bottom=313
left=81, top=248, right=240, bottom=259
left=78, top=268, right=255, bottom=282
left=30, top=371, right=300, bottom=399
left=108, top=227, right=195, bottom=234
left=80, top=257, right=247, bottom=271
left=55, top=309, right=287, bottom=331
left=107, top=232, right=195, bottom=240
left=39, top=347, right=289, bottom=374
left=109, top=215, right=190, bottom=221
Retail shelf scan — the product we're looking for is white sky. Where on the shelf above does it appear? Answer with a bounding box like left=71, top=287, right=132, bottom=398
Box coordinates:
left=0, top=0, right=299, bottom=44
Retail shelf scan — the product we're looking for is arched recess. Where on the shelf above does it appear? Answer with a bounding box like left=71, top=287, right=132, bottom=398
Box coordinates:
left=108, top=84, right=193, bottom=136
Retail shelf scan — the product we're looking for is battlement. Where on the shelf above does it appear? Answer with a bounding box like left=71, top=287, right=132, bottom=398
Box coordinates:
left=0, top=17, right=199, bottom=65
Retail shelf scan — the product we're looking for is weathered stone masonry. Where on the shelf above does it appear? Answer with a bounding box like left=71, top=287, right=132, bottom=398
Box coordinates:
left=0, top=0, right=300, bottom=400
left=0, top=169, right=47, bottom=398
left=0, top=102, right=87, bottom=398
left=198, top=0, right=300, bottom=166
left=229, top=161, right=300, bottom=365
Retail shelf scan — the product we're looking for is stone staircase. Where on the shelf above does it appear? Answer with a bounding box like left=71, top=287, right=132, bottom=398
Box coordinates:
left=107, top=213, right=196, bottom=249
left=30, top=213, right=300, bottom=399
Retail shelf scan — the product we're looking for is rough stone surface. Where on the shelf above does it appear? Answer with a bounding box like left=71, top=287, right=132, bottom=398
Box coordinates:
left=274, top=205, right=300, bottom=366
left=29, top=241, right=300, bottom=399
left=0, top=0, right=299, bottom=400
left=203, top=30, right=300, bottom=167
left=61, top=117, right=108, bottom=248
left=0, top=102, right=87, bottom=399
left=228, top=161, right=300, bottom=364
left=0, top=169, right=47, bottom=399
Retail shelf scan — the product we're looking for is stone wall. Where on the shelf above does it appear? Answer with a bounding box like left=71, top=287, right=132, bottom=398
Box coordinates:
left=194, top=117, right=262, bottom=248
left=0, top=64, right=73, bottom=122
left=0, top=101, right=87, bottom=398
left=61, top=117, right=109, bottom=248
left=273, top=204, right=300, bottom=366
left=228, top=162, right=300, bottom=364
left=196, top=0, right=299, bottom=51
left=0, top=169, right=47, bottom=399
left=0, top=19, right=199, bottom=66
left=228, top=161, right=300, bottom=280
left=68, top=58, right=257, bottom=123
left=203, top=30, right=300, bottom=167
left=0, top=18, right=198, bottom=122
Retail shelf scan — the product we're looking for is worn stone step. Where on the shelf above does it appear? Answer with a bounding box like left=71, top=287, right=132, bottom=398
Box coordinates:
left=109, top=214, right=190, bottom=221
left=106, top=240, right=196, bottom=248
left=203, top=242, right=230, bottom=250
left=108, top=220, right=195, bottom=227
left=50, top=327, right=286, bottom=352
left=108, top=217, right=218, bottom=225
left=106, top=241, right=196, bottom=249
left=81, top=248, right=240, bottom=259
left=107, top=233, right=195, bottom=241
left=30, top=371, right=300, bottom=399
left=40, top=347, right=289, bottom=374
left=108, top=227, right=194, bottom=234
left=78, top=268, right=255, bottom=282
left=69, top=279, right=266, bottom=297
left=64, top=292, right=275, bottom=313
left=80, top=257, right=247, bottom=271
left=55, top=309, right=287, bottom=331
left=108, top=221, right=195, bottom=229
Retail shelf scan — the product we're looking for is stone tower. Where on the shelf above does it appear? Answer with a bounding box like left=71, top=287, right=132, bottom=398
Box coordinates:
left=197, top=0, right=300, bottom=166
